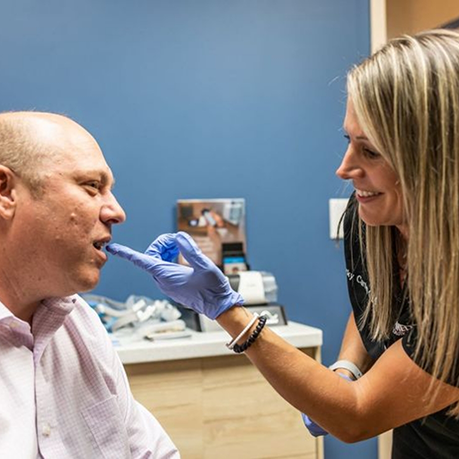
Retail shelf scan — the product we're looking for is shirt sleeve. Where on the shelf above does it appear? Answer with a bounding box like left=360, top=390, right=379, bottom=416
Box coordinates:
left=114, top=357, right=180, bottom=458
left=84, top=302, right=180, bottom=458
left=401, top=326, right=459, bottom=388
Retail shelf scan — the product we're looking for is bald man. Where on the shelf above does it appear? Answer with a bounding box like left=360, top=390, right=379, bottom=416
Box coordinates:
left=0, top=112, right=179, bottom=458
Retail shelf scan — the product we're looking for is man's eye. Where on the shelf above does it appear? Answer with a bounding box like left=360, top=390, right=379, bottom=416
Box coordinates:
left=85, top=181, right=101, bottom=191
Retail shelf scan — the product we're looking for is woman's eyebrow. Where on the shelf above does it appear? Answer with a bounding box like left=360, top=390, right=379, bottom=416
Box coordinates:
left=342, top=126, right=368, bottom=140
left=342, top=131, right=369, bottom=141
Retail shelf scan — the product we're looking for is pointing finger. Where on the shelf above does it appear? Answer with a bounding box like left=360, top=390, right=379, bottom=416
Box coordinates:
left=106, top=243, right=158, bottom=271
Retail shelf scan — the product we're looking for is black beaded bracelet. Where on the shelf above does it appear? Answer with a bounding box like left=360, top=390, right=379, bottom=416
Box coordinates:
left=232, top=315, right=267, bottom=354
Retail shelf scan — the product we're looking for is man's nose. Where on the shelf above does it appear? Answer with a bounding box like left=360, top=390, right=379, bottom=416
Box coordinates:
left=101, top=193, right=126, bottom=225
left=336, top=146, right=363, bottom=180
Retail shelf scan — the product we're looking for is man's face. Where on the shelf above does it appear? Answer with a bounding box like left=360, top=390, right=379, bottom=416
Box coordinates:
left=14, top=119, right=126, bottom=298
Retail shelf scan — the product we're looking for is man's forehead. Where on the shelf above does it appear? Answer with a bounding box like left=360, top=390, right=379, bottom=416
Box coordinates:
left=0, top=111, right=115, bottom=182
left=1, top=111, right=69, bottom=130
left=0, top=112, right=96, bottom=147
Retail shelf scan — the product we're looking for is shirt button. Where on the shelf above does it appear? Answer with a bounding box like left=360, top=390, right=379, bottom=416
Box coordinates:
left=42, top=423, right=51, bottom=437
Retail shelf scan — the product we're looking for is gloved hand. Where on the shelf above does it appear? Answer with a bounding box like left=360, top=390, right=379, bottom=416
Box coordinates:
left=106, top=232, right=244, bottom=320
left=301, top=372, right=352, bottom=437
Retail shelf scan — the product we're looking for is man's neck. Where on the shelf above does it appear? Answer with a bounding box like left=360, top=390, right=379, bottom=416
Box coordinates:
left=0, top=295, right=39, bottom=325
left=0, top=269, right=40, bottom=324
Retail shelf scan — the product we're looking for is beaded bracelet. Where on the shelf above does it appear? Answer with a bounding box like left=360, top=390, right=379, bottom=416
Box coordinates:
left=232, top=315, right=267, bottom=354
left=226, top=313, right=259, bottom=350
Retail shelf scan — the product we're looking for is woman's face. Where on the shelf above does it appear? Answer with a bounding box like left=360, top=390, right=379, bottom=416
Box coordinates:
left=336, top=99, right=407, bottom=237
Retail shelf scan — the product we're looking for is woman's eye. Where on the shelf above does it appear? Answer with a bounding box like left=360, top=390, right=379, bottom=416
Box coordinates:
left=343, top=134, right=380, bottom=158
left=362, top=147, right=380, bottom=159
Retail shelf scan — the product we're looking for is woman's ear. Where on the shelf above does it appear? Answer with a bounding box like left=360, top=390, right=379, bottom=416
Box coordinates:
left=0, top=165, right=18, bottom=220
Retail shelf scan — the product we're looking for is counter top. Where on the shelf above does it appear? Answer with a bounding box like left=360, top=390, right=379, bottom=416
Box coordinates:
left=115, top=321, right=322, bottom=365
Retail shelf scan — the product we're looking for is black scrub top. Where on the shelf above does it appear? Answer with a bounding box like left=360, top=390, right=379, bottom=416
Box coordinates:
left=343, top=196, right=459, bottom=459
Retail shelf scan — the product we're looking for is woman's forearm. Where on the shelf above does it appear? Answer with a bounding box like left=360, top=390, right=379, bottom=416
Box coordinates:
left=335, top=312, right=375, bottom=378
left=217, top=306, right=362, bottom=442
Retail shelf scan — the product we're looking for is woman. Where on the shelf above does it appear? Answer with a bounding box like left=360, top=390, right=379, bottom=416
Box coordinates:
left=108, top=29, right=459, bottom=457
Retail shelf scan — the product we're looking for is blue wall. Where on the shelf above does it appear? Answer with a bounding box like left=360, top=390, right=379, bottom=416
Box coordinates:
left=0, top=1, right=375, bottom=457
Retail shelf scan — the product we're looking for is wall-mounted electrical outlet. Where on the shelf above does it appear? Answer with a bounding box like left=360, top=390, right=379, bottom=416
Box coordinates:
left=329, top=198, right=349, bottom=239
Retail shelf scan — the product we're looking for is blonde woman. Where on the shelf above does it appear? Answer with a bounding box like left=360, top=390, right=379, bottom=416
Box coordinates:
left=109, top=29, right=459, bottom=457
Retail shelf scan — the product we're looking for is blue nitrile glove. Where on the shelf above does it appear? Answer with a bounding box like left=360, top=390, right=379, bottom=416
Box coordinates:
left=106, top=232, right=244, bottom=320
left=301, top=372, right=352, bottom=437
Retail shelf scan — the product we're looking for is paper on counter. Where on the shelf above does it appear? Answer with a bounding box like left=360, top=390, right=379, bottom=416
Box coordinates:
left=237, top=271, right=266, bottom=305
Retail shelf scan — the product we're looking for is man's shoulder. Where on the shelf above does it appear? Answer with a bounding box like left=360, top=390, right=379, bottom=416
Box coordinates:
left=68, top=294, right=101, bottom=319
left=64, top=294, right=110, bottom=340
left=52, top=295, right=120, bottom=369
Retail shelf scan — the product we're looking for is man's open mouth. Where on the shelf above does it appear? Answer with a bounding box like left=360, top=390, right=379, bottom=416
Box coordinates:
left=93, top=239, right=110, bottom=250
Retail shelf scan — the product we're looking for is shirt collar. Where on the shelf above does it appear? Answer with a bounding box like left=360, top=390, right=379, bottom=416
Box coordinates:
left=0, top=294, right=77, bottom=324
left=40, top=295, right=78, bottom=316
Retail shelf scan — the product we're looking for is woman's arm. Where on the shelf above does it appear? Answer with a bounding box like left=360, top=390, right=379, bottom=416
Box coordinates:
left=333, top=312, right=374, bottom=379
left=108, top=233, right=459, bottom=443
left=218, top=306, right=459, bottom=443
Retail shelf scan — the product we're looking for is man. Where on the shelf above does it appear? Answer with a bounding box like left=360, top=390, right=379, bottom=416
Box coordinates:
left=0, top=112, right=179, bottom=458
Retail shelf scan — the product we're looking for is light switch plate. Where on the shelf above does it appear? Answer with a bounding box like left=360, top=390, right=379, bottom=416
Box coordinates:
left=329, top=198, right=349, bottom=239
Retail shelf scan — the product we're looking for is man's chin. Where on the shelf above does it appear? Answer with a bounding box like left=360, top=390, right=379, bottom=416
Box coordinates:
left=74, top=271, right=101, bottom=294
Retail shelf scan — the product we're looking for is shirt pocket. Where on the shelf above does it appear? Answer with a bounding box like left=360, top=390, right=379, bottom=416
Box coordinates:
left=81, top=395, right=132, bottom=459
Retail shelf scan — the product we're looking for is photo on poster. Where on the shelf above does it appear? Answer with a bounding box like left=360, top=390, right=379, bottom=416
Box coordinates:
left=177, top=198, right=247, bottom=273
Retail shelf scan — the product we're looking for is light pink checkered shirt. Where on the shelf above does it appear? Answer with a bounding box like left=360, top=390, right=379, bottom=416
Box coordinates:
left=0, top=295, right=180, bottom=458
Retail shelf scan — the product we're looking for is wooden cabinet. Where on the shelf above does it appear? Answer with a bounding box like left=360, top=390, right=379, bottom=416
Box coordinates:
left=119, top=325, right=323, bottom=459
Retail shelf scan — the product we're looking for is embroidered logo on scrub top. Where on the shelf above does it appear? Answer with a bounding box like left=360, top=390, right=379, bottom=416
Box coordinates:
left=392, top=321, right=414, bottom=337
left=346, top=269, right=371, bottom=296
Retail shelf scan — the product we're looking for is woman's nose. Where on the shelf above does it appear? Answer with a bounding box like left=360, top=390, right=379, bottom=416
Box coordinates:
left=336, top=147, right=363, bottom=180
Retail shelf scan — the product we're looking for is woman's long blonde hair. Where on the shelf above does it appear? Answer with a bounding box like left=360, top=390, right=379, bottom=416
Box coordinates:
left=347, top=29, right=459, bottom=413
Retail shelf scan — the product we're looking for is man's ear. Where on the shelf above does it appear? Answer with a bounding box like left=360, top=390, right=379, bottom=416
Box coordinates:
left=0, top=165, right=18, bottom=220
